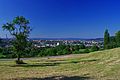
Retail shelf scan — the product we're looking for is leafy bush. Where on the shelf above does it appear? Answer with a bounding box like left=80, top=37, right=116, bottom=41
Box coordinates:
left=0, top=53, right=6, bottom=58
left=90, top=45, right=99, bottom=52
left=79, top=44, right=86, bottom=49
left=83, top=49, right=90, bottom=53
left=73, top=50, right=80, bottom=54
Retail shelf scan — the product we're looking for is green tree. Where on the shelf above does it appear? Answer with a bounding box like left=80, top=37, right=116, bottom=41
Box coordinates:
left=84, top=48, right=90, bottom=53
left=73, top=45, right=79, bottom=51
left=79, top=44, right=86, bottom=49
left=109, top=36, right=117, bottom=48
left=91, top=45, right=99, bottom=52
left=115, top=31, right=120, bottom=47
left=2, top=16, right=31, bottom=64
left=104, top=29, right=110, bottom=49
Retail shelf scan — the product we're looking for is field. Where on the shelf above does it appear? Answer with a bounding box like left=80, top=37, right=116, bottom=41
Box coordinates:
left=1, top=48, right=120, bottom=80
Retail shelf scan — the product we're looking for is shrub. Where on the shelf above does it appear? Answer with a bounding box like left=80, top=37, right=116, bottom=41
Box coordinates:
left=84, top=49, right=90, bottom=53
left=91, top=45, right=99, bottom=52
left=79, top=44, right=86, bottom=49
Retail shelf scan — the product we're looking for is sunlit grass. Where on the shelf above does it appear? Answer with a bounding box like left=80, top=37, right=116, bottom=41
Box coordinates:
left=1, top=48, right=120, bottom=79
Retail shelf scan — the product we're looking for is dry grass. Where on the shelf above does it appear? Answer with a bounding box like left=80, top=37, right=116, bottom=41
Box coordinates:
left=1, top=48, right=120, bottom=80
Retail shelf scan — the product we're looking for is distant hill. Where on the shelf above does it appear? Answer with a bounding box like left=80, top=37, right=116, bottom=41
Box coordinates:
left=30, top=38, right=103, bottom=41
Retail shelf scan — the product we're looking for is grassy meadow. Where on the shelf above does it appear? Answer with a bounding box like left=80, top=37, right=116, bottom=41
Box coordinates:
left=1, top=48, right=120, bottom=80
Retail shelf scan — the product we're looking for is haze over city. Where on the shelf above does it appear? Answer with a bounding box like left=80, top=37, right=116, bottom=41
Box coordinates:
left=0, top=0, right=120, bottom=38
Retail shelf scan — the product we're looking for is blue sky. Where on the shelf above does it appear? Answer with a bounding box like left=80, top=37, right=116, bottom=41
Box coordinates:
left=0, top=0, right=120, bottom=38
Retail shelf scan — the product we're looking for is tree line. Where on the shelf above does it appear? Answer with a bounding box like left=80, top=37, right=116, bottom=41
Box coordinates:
left=104, top=29, right=120, bottom=49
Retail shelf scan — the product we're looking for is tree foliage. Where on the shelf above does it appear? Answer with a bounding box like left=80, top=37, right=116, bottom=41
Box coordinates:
left=115, top=31, right=120, bottom=47
left=104, top=29, right=110, bottom=49
left=2, top=16, right=31, bottom=64
left=90, top=45, right=99, bottom=52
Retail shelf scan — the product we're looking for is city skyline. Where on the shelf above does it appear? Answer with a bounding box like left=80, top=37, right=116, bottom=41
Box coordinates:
left=0, top=0, right=120, bottom=38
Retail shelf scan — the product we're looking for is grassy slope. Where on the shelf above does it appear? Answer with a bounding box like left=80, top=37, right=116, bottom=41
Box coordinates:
left=1, top=48, right=120, bottom=80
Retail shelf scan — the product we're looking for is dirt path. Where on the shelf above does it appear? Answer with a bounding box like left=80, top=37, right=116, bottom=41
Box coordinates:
left=0, top=54, right=87, bottom=61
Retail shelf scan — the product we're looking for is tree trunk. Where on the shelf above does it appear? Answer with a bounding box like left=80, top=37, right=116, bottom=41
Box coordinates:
left=16, top=53, right=25, bottom=64
left=17, top=54, right=20, bottom=62
left=16, top=54, right=21, bottom=64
